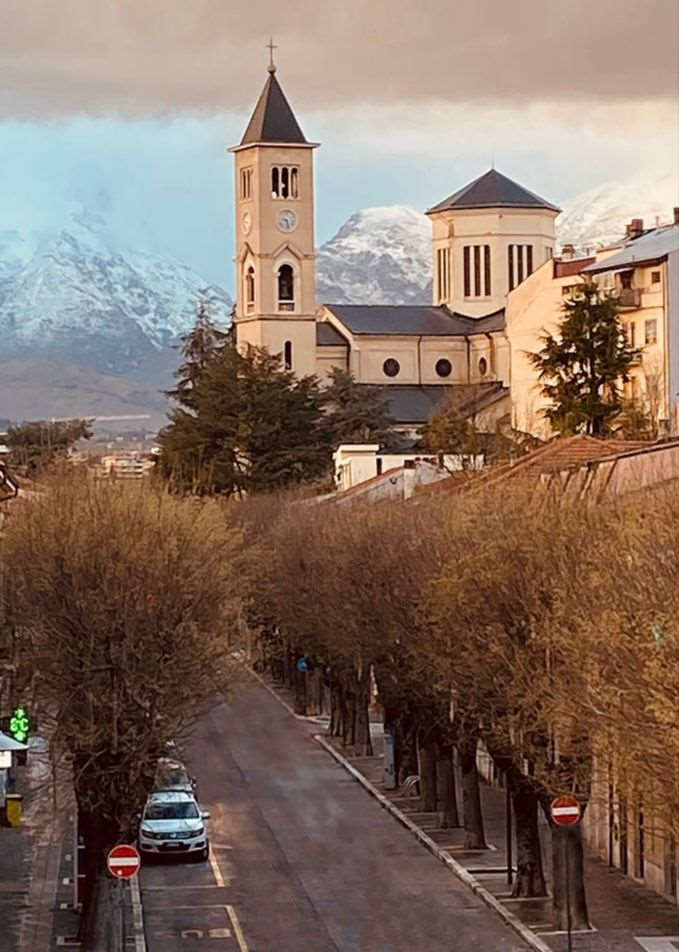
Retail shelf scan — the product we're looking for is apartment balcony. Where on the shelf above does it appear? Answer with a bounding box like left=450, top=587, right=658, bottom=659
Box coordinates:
left=617, top=288, right=642, bottom=309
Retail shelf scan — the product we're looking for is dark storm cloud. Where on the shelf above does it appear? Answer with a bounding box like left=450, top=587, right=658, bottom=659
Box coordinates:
left=1, top=0, right=677, bottom=117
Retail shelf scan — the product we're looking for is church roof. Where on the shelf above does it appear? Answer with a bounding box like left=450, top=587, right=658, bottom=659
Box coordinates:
left=240, top=70, right=308, bottom=145
left=427, top=169, right=560, bottom=214
left=316, top=322, right=349, bottom=346
left=323, top=304, right=505, bottom=337
left=361, top=382, right=508, bottom=425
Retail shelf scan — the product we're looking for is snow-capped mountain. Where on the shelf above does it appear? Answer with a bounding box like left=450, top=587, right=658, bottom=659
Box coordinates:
left=316, top=206, right=432, bottom=305
left=556, top=173, right=678, bottom=252
left=0, top=209, right=232, bottom=374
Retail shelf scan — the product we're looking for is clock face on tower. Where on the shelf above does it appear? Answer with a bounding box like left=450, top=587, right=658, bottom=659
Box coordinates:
left=241, top=211, right=252, bottom=235
left=277, top=209, right=297, bottom=232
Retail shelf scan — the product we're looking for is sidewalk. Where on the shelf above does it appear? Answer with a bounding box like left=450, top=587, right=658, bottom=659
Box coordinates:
left=0, top=745, right=77, bottom=951
left=263, top=675, right=679, bottom=952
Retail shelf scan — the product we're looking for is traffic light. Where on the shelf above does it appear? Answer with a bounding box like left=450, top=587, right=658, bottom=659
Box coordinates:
left=9, top=707, right=30, bottom=744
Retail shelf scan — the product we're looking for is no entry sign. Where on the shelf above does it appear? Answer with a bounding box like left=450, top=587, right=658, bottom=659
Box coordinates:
left=550, top=795, right=582, bottom=826
left=107, top=843, right=141, bottom=879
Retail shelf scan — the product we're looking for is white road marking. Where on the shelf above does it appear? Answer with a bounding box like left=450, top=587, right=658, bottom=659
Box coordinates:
left=208, top=850, right=225, bottom=887
left=226, top=906, right=249, bottom=952
left=635, top=939, right=679, bottom=952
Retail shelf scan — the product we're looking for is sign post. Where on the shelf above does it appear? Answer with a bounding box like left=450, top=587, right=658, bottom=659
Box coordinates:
left=550, top=796, right=582, bottom=952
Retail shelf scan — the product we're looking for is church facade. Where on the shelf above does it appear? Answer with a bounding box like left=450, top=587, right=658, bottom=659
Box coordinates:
left=231, top=65, right=560, bottom=431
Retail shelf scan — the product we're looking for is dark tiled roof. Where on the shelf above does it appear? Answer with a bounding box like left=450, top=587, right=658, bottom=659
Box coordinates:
left=323, top=305, right=505, bottom=337
left=553, top=257, right=595, bottom=278
left=359, top=382, right=508, bottom=425
left=316, top=322, right=349, bottom=346
left=428, top=169, right=560, bottom=214
left=241, top=71, right=307, bottom=145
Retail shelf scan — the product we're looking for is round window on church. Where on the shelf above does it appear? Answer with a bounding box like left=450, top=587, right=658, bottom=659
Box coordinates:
left=478, top=357, right=488, bottom=377
left=383, top=358, right=400, bottom=378
left=435, top=358, right=452, bottom=378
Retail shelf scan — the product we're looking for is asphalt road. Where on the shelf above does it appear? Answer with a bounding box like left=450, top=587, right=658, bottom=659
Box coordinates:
left=140, top=679, right=530, bottom=951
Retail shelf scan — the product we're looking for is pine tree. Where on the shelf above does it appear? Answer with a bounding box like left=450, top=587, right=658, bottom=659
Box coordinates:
left=166, top=298, right=228, bottom=411
left=322, top=368, right=396, bottom=449
left=158, top=343, right=330, bottom=495
left=529, top=282, right=639, bottom=436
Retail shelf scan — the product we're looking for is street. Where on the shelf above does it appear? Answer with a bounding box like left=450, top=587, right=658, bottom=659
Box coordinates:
left=140, top=679, right=529, bottom=951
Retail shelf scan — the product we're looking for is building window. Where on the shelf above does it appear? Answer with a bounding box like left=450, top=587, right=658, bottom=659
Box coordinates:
left=283, top=340, right=293, bottom=370
left=478, top=356, right=488, bottom=377
left=383, top=358, right=400, bottom=378
left=645, top=319, right=657, bottom=345
left=436, top=248, right=450, bottom=302
left=245, top=266, right=255, bottom=311
left=271, top=166, right=299, bottom=199
left=545, top=247, right=553, bottom=261
left=508, top=244, right=534, bottom=291
left=623, top=321, right=636, bottom=347
left=435, top=358, right=452, bottom=378
left=651, top=270, right=661, bottom=284
left=620, top=270, right=633, bottom=290
left=277, top=264, right=295, bottom=311
left=464, top=245, right=491, bottom=297
left=240, top=167, right=253, bottom=199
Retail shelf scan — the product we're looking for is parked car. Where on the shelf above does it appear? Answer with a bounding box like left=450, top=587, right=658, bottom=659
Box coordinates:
left=138, top=791, right=210, bottom=861
left=153, top=757, right=196, bottom=794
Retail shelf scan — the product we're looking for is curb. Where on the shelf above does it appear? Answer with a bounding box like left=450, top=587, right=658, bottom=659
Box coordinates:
left=129, top=875, right=147, bottom=952
left=248, top=667, right=330, bottom=725
left=313, top=734, right=553, bottom=952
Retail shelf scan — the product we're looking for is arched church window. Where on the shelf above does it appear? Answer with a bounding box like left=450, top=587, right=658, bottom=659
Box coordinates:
left=284, top=341, right=293, bottom=370
left=277, top=264, right=295, bottom=312
left=271, top=167, right=279, bottom=198
left=383, top=358, right=400, bottom=378
left=245, top=266, right=255, bottom=311
left=280, top=167, right=289, bottom=198
left=291, top=168, right=299, bottom=198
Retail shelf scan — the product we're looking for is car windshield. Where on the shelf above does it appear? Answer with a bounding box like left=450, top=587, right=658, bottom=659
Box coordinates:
left=145, top=801, right=199, bottom=820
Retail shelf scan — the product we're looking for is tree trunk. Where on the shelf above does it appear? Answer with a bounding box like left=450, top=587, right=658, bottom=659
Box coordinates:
left=459, top=737, right=487, bottom=849
left=551, top=823, right=590, bottom=930
left=436, top=742, right=460, bottom=828
left=419, top=736, right=437, bottom=812
left=512, top=784, right=547, bottom=897
left=330, top=680, right=342, bottom=736
left=354, top=676, right=373, bottom=757
left=398, top=715, right=419, bottom=786
left=342, top=687, right=356, bottom=750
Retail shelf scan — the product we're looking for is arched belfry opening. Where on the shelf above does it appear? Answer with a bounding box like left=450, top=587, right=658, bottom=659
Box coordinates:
left=277, top=264, right=295, bottom=311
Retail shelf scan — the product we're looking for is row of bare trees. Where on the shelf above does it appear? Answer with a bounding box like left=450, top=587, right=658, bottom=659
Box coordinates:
left=244, top=480, right=678, bottom=928
left=0, top=472, right=244, bottom=943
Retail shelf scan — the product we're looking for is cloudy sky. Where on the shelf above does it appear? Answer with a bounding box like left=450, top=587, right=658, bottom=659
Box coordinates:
left=2, top=0, right=678, bottom=286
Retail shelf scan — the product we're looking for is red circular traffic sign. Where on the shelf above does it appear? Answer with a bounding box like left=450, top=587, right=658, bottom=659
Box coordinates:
left=107, top=843, right=141, bottom=879
left=550, top=795, right=582, bottom=826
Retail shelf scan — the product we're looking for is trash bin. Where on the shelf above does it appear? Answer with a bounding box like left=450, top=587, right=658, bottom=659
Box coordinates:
left=5, top=793, right=22, bottom=827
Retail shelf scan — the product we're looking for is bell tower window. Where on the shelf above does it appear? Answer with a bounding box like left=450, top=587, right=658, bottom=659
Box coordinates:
left=240, top=167, right=252, bottom=200
left=271, top=166, right=300, bottom=199
left=277, top=264, right=295, bottom=312
left=245, top=266, right=255, bottom=312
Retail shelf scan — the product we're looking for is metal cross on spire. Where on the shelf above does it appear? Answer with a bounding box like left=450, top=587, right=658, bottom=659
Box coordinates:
left=267, top=37, right=278, bottom=74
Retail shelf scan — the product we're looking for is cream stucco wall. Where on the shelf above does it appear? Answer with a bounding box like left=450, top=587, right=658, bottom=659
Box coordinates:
left=428, top=207, right=558, bottom=317
left=507, top=256, right=673, bottom=439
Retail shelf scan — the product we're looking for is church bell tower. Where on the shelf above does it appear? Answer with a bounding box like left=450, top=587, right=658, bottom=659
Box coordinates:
left=230, top=47, right=319, bottom=376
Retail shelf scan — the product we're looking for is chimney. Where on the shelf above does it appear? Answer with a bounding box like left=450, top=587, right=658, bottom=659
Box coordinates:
left=626, top=218, right=644, bottom=239
left=561, top=243, right=575, bottom=259
left=674, top=206, right=679, bottom=226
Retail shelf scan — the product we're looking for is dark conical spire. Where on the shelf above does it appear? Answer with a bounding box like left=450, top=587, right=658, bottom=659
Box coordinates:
left=427, top=168, right=560, bottom=214
left=240, top=71, right=308, bottom=146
